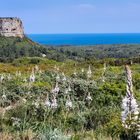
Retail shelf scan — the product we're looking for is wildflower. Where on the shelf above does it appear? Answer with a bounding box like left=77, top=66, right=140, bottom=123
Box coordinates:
left=63, top=76, right=66, bottom=81
left=121, top=97, right=129, bottom=125
left=62, top=73, right=66, bottom=81
left=68, top=84, right=72, bottom=92
left=5, top=106, right=12, bottom=111
left=73, top=69, right=77, bottom=76
left=121, top=65, right=139, bottom=130
left=102, top=76, right=105, bottom=82
left=29, top=72, right=35, bottom=82
left=103, top=63, right=106, bottom=71
left=65, top=96, right=72, bottom=109
left=52, top=82, right=60, bottom=95
left=7, top=74, right=12, bottom=80
left=33, top=97, right=40, bottom=108
left=65, top=89, right=69, bottom=94
left=27, top=91, right=31, bottom=94
left=56, top=74, right=60, bottom=81
left=56, top=67, right=59, bottom=71
left=131, top=97, right=139, bottom=120
left=87, top=65, right=92, bottom=78
left=18, top=71, right=21, bottom=77
left=54, top=65, right=59, bottom=71
left=11, top=117, right=21, bottom=128
left=0, top=74, right=4, bottom=82
left=34, top=101, right=39, bottom=108
left=81, top=68, right=84, bottom=73
left=45, top=99, right=51, bottom=107
left=2, top=94, right=7, bottom=100
left=22, top=98, right=27, bottom=103
left=45, top=96, right=51, bottom=107
left=15, top=71, right=21, bottom=77
left=86, top=93, right=92, bottom=101
left=122, top=96, right=128, bottom=109
left=34, top=65, right=39, bottom=72
left=51, top=96, right=57, bottom=108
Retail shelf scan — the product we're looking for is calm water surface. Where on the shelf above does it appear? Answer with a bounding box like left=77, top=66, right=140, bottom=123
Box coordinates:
left=27, top=33, right=140, bottom=46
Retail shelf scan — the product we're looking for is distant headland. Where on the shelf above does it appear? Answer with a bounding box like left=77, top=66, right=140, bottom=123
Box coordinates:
left=0, top=17, right=24, bottom=38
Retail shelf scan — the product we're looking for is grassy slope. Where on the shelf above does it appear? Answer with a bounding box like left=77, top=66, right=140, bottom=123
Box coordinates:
left=0, top=36, right=40, bottom=49
left=0, top=36, right=48, bottom=62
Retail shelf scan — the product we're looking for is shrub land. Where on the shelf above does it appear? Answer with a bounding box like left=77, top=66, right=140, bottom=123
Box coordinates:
left=0, top=37, right=140, bottom=140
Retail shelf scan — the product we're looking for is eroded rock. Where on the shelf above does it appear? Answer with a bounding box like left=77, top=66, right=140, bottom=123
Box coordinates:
left=0, top=17, right=24, bottom=38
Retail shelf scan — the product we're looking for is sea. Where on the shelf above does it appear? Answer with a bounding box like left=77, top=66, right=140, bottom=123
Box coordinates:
left=27, top=33, right=140, bottom=46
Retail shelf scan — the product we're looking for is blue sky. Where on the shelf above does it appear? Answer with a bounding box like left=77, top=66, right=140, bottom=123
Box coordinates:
left=0, top=0, right=140, bottom=34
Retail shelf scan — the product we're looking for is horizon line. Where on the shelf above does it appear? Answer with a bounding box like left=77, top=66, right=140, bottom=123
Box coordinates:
left=26, top=32, right=140, bottom=35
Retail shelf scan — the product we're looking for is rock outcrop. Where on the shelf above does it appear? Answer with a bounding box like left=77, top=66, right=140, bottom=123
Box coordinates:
left=0, top=17, right=24, bottom=38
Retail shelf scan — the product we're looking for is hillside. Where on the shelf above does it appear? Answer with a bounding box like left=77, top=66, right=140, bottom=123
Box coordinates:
left=0, top=36, right=48, bottom=62
left=0, top=36, right=140, bottom=64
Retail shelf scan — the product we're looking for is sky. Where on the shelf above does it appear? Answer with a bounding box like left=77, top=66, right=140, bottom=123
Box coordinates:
left=0, top=0, right=140, bottom=34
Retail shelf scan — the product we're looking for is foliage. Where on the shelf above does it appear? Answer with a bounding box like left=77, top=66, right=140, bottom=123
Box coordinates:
left=0, top=61, right=139, bottom=140
left=0, top=36, right=140, bottom=139
left=0, top=36, right=140, bottom=63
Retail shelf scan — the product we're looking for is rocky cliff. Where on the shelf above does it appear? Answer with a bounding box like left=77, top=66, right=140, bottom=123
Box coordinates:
left=0, top=17, right=24, bottom=38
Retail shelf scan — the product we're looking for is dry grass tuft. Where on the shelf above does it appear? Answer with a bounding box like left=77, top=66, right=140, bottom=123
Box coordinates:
left=0, top=132, right=13, bottom=140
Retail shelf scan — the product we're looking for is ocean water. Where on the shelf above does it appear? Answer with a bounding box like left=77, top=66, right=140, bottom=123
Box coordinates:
left=27, top=33, right=140, bottom=46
